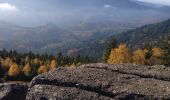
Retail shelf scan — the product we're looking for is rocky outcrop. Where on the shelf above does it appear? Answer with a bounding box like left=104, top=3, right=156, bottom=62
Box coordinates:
left=26, top=63, right=170, bottom=100
left=1, top=64, right=169, bottom=100
left=0, top=82, right=28, bottom=100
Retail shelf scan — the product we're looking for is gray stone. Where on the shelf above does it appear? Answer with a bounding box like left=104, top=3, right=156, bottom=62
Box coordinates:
left=26, top=63, right=170, bottom=100
left=0, top=82, right=28, bottom=100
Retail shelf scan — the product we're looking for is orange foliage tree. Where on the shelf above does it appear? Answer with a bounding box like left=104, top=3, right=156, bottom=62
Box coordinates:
left=50, top=60, right=57, bottom=69
left=4, top=57, right=13, bottom=68
left=152, top=47, right=164, bottom=58
left=8, top=63, right=20, bottom=77
left=38, top=65, right=48, bottom=74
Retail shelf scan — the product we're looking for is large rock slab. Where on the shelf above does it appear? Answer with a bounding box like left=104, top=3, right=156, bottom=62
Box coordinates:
left=26, top=63, right=170, bottom=100
left=0, top=82, right=28, bottom=100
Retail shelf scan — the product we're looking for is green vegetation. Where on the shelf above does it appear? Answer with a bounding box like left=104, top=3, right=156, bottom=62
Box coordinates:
left=0, top=19, right=170, bottom=82
left=0, top=49, right=96, bottom=81
left=102, top=37, right=117, bottom=63
left=158, top=36, right=170, bottom=65
left=116, top=19, right=170, bottom=50
left=108, top=19, right=170, bottom=66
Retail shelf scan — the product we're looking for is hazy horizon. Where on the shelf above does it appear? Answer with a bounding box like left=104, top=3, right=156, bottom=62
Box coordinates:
left=0, top=0, right=170, bottom=27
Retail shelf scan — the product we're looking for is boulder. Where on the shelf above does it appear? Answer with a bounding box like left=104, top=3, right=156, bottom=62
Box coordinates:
left=26, top=63, right=170, bottom=100
left=0, top=82, right=28, bottom=100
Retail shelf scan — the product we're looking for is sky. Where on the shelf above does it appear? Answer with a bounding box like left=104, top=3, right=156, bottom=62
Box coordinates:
left=0, top=0, right=169, bottom=27
left=136, top=0, right=170, bottom=6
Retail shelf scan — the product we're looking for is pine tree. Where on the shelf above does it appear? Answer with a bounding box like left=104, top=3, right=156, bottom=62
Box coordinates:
left=102, top=38, right=117, bottom=63
left=161, top=36, right=170, bottom=65
left=57, top=52, right=63, bottom=66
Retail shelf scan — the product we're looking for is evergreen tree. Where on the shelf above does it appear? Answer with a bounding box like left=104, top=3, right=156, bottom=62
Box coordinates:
left=159, top=36, right=170, bottom=65
left=102, top=38, right=117, bottom=63
left=57, top=52, right=63, bottom=66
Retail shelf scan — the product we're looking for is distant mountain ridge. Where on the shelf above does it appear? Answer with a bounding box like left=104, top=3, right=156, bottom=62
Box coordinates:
left=0, top=21, right=120, bottom=55
left=0, top=22, right=77, bottom=52
left=66, top=18, right=170, bottom=58
left=116, top=18, right=170, bottom=49
left=0, top=18, right=170, bottom=58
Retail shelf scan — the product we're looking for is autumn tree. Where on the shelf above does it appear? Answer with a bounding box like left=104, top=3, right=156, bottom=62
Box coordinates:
left=133, top=49, right=146, bottom=65
left=8, top=63, right=20, bottom=77
left=70, top=63, right=76, bottom=67
left=23, top=63, right=31, bottom=76
left=50, top=60, right=57, bottom=69
left=25, top=56, right=30, bottom=63
left=33, top=58, right=40, bottom=65
left=38, top=65, right=47, bottom=74
left=149, top=47, right=165, bottom=65
left=152, top=47, right=164, bottom=58
left=108, top=44, right=131, bottom=64
left=4, top=57, right=13, bottom=68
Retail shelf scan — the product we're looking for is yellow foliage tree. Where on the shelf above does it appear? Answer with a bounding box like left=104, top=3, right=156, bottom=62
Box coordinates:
left=133, top=49, right=146, bottom=65
left=70, top=63, right=76, bottom=67
left=33, top=58, right=40, bottom=65
left=148, top=47, right=165, bottom=65
left=23, top=63, right=31, bottom=76
left=25, top=56, right=30, bottom=63
left=38, top=65, right=47, bottom=74
left=152, top=47, right=164, bottom=58
left=50, top=60, right=57, bottom=69
left=4, top=57, right=13, bottom=68
left=76, top=62, right=82, bottom=66
left=108, top=44, right=131, bottom=64
left=143, top=49, right=148, bottom=54
left=8, top=63, right=20, bottom=77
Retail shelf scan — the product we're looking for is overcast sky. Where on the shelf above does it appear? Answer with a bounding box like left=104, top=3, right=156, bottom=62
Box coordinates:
left=0, top=0, right=169, bottom=26
left=136, top=0, right=170, bottom=6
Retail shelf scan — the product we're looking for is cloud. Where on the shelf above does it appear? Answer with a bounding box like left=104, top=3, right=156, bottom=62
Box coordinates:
left=135, top=0, right=170, bottom=6
left=0, top=3, right=18, bottom=11
left=104, top=4, right=112, bottom=8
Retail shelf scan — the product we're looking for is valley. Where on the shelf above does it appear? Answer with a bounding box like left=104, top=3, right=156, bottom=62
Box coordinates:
left=0, top=0, right=170, bottom=99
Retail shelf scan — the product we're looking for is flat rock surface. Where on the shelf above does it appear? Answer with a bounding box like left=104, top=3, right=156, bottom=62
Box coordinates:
left=26, top=63, right=170, bottom=100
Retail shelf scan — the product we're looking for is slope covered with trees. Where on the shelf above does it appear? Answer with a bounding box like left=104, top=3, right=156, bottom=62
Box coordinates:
left=0, top=49, right=96, bottom=81
left=116, top=19, right=170, bottom=49
left=105, top=18, right=170, bottom=65
left=107, top=44, right=165, bottom=65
